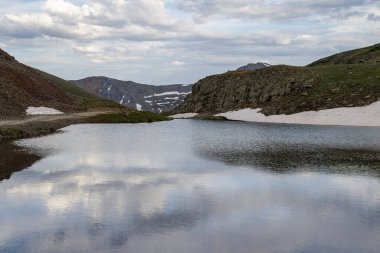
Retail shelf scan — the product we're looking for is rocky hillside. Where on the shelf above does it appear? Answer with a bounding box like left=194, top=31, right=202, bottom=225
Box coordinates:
left=71, top=77, right=192, bottom=113
left=174, top=44, right=380, bottom=115
left=0, top=49, right=121, bottom=120
left=237, top=62, right=270, bottom=71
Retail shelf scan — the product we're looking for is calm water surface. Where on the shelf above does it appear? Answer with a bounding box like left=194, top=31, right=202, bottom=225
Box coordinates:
left=1, top=120, right=380, bottom=253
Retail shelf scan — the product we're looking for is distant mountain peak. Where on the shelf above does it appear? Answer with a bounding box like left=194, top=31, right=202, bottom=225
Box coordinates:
left=237, top=62, right=270, bottom=71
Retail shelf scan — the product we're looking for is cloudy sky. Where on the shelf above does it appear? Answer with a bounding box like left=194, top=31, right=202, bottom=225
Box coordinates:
left=0, top=0, right=379, bottom=85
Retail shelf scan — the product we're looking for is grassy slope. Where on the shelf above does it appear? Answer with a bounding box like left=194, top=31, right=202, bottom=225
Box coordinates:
left=30, top=66, right=125, bottom=110
left=308, top=43, right=380, bottom=66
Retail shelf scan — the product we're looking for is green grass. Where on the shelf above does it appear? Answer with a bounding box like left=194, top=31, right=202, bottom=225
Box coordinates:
left=29, top=66, right=96, bottom=99
left=0, top=128, right=24, bottom=138
left=30, top=68, right=128, bottom=110
left=193, top=114, right=227, bottom=121
left=87, top=112, right=171, bottom=124
left=307, top=64, right=380, bottom=94
left=308, top=43, right=380, bottom=66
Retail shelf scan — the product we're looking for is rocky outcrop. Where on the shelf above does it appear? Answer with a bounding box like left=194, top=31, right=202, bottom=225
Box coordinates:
left=174, top=44, right=380, bottom=116
left=174, top=63, right=380, bottom=116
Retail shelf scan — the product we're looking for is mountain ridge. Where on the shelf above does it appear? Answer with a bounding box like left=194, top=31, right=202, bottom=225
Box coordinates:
left=71, top=76, right=192, bottom=113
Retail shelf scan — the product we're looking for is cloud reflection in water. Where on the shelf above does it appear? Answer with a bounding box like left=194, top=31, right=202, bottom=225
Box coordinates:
left=0, top=120, right=379, bottom=253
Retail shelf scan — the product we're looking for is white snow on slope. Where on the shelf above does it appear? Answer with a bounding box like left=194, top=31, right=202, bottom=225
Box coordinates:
left=164, top=97, right=180, bottom=100
left=144, top=91, right=191, bottom=98
left=120, top=94, right=126, bottom=104
left=217, top=101, right=380, bottom=127
left=26, top=107, right=64, bottom=115
left=136, top=104, right=142, bottom=111
left=169, top=113, right=199, bottom=119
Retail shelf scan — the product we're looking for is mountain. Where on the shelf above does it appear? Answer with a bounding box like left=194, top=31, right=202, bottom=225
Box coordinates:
left=71, top=77, right=192, bottom=113
left=0, top=48, right=121, bottom=120
left=236, top=62, right=270, bottom=71
left=308, top=43, right=380, bottom=66
left=174, top=43, right=380, bottom=115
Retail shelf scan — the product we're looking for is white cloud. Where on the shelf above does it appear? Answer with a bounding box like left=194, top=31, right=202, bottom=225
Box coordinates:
left=0, top=0, right=378, bottom=84
left=171, top=60, right=186, bottom=66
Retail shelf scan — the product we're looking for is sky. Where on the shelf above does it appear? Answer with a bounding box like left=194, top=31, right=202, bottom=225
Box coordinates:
left=0, top=0, right=379, bottom=85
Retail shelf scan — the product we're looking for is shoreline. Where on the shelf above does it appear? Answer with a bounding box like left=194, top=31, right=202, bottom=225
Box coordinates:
left=0, top=109, right=171, bottom=142
left=170, top=101, right=380, bottom=127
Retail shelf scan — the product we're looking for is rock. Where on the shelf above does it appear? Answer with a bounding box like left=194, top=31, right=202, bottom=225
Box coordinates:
left=173, top=50, right=380, bottom=116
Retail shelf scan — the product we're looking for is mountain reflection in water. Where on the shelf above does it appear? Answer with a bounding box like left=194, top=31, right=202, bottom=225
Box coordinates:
left=0, top=142, right=40, bottom=181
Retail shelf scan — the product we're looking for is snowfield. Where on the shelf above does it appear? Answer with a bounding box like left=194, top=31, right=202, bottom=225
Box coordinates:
left=144, top=91, right=191, bottom=98
left=217, top=101, right=380, bottom=127
left=169, top=113, right=199, bottom=119
left=26, top=107, right=64, bottom=115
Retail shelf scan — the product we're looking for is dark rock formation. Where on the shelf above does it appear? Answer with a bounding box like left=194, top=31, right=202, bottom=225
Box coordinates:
left=174, top=62, right=380, bottom=115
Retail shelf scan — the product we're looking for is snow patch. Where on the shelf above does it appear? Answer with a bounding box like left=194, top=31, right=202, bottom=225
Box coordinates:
left=120, top=94, right=126, bottom=104
left=136, top=104, right=142, bottom=111
left=26, top=107, right=64, bottom=115
left=164, top=97, right=179, bottom=100
left=217, top=101, right=380, bottom=127
left=144, top=91, right=191, bottom=98
left=169, top=113, right=199, bottom=119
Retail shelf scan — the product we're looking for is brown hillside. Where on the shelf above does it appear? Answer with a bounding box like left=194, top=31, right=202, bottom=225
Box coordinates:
left=0, top=49, right=82, bottom=119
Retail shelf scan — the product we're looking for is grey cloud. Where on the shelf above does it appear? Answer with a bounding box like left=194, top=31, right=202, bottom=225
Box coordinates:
left=368, top=13, right=380, bottom=21
left=0, top=17, right=40, bottom=39
left=176, top=0, right=374, bottom=21
left=0, top=0, right=378, bottom=84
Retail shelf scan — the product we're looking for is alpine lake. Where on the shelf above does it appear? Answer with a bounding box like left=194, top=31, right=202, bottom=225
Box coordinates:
left=0, top=119, right=379, bottom=253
